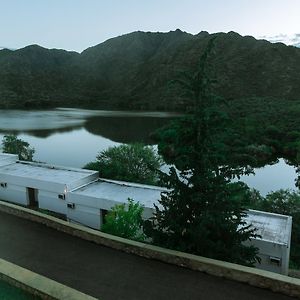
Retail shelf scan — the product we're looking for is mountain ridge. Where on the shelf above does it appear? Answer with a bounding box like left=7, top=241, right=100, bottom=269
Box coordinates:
left=1, top=30, right=300, bottom=110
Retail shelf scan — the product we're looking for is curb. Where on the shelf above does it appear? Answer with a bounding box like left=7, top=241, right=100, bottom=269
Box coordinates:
left=0, top=258, right=97, bottom=300
left=0, top=200, right=299, bottom=298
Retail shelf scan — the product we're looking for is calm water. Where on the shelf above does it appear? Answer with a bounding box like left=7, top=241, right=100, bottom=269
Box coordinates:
left=0, top=108, right=179, bottom=167
left=0, top=108, right=296, bottom=195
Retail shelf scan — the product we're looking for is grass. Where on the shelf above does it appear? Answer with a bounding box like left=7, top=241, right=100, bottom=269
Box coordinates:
left=0, top=280, right=40, bottom=299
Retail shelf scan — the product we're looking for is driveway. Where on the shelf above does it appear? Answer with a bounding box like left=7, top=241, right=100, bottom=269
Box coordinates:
left=0, top=211, right=294, bottom=300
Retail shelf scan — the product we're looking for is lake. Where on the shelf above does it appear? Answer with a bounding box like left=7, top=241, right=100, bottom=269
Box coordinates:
left=0, top=108, right=296, bottom=195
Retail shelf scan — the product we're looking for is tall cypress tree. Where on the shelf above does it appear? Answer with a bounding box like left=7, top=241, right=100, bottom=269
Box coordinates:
left=145, top=38, right=260, bottom=266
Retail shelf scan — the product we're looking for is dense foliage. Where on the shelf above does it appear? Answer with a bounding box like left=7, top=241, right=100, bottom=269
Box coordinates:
left=101, top=198, right=145, bottom=241
left=248, top=189, right=300, bottom=269
left=84, top=143, right=162, bottom=185
left=145, top=38, right=260, bottom=266
left=2, top=134, right=35, bottom=161
left=227, top=96, right=300, bottom=167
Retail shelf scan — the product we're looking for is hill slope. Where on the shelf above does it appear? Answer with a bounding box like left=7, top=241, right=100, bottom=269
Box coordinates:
left=1, top=30, right=300, bottom=110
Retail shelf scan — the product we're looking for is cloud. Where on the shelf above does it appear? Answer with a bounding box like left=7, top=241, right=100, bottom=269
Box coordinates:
left=293, top=42, right=300, bottom=48
left=291, top=36, right=300, bottom=43
left=259, top=33, right=300, bottom=47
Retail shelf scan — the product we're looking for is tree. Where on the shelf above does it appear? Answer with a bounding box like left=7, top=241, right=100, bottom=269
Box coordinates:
left=144, top=38, right=260, bottom=266
left=84, top=143, right=162, bottom=185
left=101, top=198, right=145, bottom=241
left=2, top=134, right=35, bottom=161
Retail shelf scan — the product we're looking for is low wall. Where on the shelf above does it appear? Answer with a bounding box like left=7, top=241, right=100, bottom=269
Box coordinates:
left=0, top=258, right=97, bottom=300
left=0, top=200, right=300, bottom=298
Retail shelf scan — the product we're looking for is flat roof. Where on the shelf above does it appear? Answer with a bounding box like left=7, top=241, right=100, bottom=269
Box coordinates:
left=0, top=161, right=98, bottom=185
left=71, top=179, right=167, bottom=208
left=246, top=210, right=292, bottom=245
left=0, top=153, right=18, bottom=166
left=0, top=153, right=18, bottom=159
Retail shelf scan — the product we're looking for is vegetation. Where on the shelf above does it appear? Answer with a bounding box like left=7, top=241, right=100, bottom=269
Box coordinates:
left=248, top=189, right=300, bottom=269
left=2, top=134, right=34, bottom=161
left=144, top=38, right=260, bottom=266
left=0, top=280, right=39, bottom=300
left=1, top=30, right=300, bottom=113
left=84, top=143, right=162, bottom=185
left=227, top=96, right=300, bottom=166
left=101, top=198, right=145, bottom=241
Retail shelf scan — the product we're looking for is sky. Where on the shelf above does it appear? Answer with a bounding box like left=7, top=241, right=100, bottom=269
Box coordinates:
left=1, top=0, right=300, bottom=52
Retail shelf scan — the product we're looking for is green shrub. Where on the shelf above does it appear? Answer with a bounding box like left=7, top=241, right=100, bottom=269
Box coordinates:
left=83, top=161, right=99, bottom=171
left=101, top=198, right=145, bottom=241
left=84, top=143, right=162, bottom=185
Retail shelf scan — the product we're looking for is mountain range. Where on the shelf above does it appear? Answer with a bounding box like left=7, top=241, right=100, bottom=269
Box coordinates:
left=1, top=30, right=300, bottom=110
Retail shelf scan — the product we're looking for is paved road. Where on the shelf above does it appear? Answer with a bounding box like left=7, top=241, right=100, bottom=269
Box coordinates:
left=0, top=211, right=294, bottom=300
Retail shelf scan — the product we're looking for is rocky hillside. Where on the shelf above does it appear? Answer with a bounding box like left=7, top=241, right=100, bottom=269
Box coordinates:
left=1, top=30, right=300, bottom=110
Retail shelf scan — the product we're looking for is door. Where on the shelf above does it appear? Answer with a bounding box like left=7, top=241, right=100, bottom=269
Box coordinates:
left=100, top=209, right=108, bottom=227
left=27, top=187, right=38, bottom=207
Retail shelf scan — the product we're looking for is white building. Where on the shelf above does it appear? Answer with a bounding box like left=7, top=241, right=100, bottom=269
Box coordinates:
left=0, top=153, right=293, bottom=275
left=0, top=153, right=98, bottom=213
left=67, top=178, right=167, bottom=228
left=245, top=209, right=292, bottom=275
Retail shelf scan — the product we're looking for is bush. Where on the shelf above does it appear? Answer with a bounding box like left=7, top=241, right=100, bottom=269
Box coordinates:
left=83, top=161, right=99, bottom=171
left=101, top=198, right=145, bottom=241
left=2, top=134, right=35, bottom=161
left=84, top=143, right=162, bottom=185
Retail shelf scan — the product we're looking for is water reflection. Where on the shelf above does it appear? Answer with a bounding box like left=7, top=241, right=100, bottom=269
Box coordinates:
left=0, top=109, right=86, bottom=131
left=0, top=108, right=177, bottom=143
left=241, top=159, right=297, bottom=196
left=85, top=116, right=173, bottom=144
left=0, top=126, right=83, bottom=138
left=16, top=129, right=120, bottom=168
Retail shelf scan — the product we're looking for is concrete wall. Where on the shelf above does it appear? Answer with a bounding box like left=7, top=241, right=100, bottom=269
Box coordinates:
left=39, top=190, right=67, bottom=215
left=249, top=238, right=289, bottom=274
left=0, top=183, right=28, bottom=206
left=67, top=173, right=99, bottom=191
left=67, top=194, right=119, bottom=229
left=67, top=193, right=156, bottom=228
left=0, top=184, right=68, bottom=214
left=0, top=171, right=66, bottom=193
left=67, top=203, right=101, bottom=229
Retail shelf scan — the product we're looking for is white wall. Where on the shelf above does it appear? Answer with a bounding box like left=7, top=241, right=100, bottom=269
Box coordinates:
left=38, top=190, right=67, bottom=215
left=67, top=193, right=156, bottom=230
left=67, top=204, right=101, bottom=229
left=0, top=183, right=28, bottom=206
